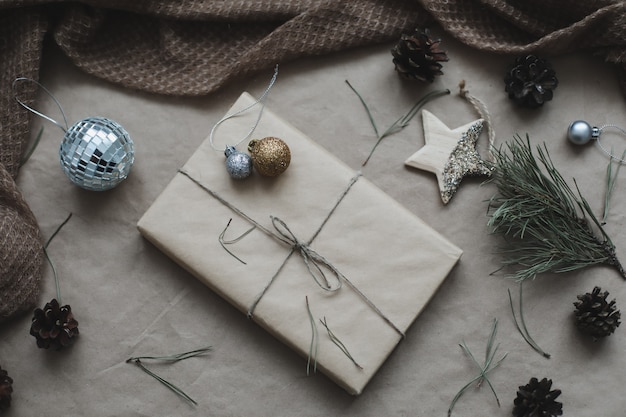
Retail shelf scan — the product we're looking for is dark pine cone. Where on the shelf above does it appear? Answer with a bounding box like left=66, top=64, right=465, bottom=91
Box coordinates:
left=513, top=377, right=562, bottom=417
left=30, top=298, right=79, bottom=350
left=391, top=28, right=449, bottom=83
left=0, top=366, right=13, bottom=411
left=504, top=55, right=558, bottom=108
left=574, top=286, right=621, bottom=340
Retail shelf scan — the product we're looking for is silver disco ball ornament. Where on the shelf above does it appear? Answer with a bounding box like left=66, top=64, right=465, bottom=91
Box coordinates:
left=59, top=117, right=135, bottom=191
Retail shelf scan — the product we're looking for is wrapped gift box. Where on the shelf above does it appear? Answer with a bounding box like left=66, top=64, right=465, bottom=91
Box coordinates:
left=137, top=92, right=462, bottom=394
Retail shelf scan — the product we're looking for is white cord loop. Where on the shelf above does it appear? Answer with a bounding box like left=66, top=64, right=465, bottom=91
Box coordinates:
left=208, top=65, right=279, bottom=152
left=12, top=77, right=69, bottom=133
left=596, top=124, right=626, bottom=163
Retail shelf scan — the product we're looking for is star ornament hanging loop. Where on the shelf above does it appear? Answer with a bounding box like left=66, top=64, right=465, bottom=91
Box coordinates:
left=405, top=110, right=494, bottom=204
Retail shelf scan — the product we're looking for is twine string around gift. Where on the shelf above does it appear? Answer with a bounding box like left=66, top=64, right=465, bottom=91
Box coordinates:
left=12, top=77, right=69, bottom=133
left=208, top=65, right=279, bottom=152
left=178, top=169, right=405, bottom=338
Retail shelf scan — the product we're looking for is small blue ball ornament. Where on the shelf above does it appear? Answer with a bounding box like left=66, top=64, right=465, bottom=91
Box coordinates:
left=59, top=116, right=134, bottom=191
left=224, top=146, right=252, bottom=179
left=567, top=120, right=599, bottom=146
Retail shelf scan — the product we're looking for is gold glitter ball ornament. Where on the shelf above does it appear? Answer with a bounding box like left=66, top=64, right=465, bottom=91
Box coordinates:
left=248, top=137, right=291, bottom=177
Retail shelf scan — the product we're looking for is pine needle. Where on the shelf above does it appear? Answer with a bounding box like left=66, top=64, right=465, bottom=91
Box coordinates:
left=43, top=213, right=73, bottom=304
left=128, top=359, right=198, bottom=405
left=508, top=284, right=550, bottom=358
left=126, top=346, right=212, bottom=406
left=218, top=218, right=256, bottom=265
left=487, top=135, right=625, bottom=281
left=602, top=148, right=626, bottom=224
left=345, top=80, right=450, bottom=166
left=319, top=317, right=363, bottom=369
left=127, top=347, right=212, bottom=363
left=448, top=319, right=507, bottom=417
left=305, top=296, right=318, bottom=376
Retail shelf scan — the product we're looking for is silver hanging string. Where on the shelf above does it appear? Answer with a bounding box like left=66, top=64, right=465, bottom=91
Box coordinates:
left=596, top=124, right=626, bottom=163
left=208, top=65, right=279, bottom=152
left=12, top=77, right=69, bottom=133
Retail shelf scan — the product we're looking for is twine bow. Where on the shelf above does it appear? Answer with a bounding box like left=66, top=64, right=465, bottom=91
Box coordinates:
left=270, top=216, right=343, bottom=292
left=250, top=215, right=403, bottom=337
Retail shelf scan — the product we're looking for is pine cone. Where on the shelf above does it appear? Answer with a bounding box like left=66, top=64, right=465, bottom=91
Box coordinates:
left=574, top=286, right=621, bottom=340
left=0, top=366, right=13, bottom=411
left=391, top=28, right=448, bottom=83
left=30, top=298, right=79, bottom=350
left=513, top=377, right=562, bottom=417
left=504, top=55, right=558, bottom=108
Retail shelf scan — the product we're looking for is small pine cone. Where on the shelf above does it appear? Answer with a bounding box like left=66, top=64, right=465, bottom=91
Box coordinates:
left=504, top=55, right=558, bottom=108
left=0, top=366, right=13, bottom=411
left=30, top=298, right=79, bottom=350
left=574, top=286, right=621, bottom=340
left=391, top=28, right=449, bottom=83
left=513, top=377, right=562, bottom=417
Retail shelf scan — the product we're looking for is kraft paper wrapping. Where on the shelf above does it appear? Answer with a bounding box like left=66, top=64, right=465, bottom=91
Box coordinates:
left=137, top=92, right=463, bottom=395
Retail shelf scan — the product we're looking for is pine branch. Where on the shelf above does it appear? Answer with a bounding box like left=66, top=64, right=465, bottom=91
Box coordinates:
left=487, top=135, right=625, bottom=281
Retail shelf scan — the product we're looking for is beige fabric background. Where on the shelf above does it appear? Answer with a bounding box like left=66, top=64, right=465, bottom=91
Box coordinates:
left=1, top=26, right=625, bottom=417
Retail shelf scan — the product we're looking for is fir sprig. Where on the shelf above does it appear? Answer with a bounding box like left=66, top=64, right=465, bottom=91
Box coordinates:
left=487, top=136, right=625, bottom=281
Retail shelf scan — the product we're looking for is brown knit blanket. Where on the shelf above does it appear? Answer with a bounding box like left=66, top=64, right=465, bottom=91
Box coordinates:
left=1, top=0, right=624, bottom=322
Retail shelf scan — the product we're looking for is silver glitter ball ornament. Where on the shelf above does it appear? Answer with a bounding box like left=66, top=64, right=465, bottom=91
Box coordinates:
left=225, top=146, right=252, bottom=179
left=59, top=117, right=135, bottom=191
left=567, top=120, right=599, bottom=146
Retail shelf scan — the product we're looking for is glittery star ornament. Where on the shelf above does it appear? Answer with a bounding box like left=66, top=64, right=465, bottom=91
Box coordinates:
left=405, top=110, right=493, bottom=204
